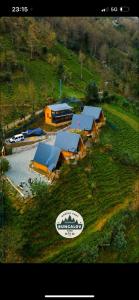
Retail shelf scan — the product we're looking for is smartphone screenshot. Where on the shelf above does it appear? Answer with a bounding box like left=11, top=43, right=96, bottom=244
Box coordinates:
left=0, top=1, right=139, bottom=299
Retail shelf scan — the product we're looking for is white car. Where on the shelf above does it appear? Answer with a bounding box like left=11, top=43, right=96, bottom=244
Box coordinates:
left=9, top=134, right=25, bottom=143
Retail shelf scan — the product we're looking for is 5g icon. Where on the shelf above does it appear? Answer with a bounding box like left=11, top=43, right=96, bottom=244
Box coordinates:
left=111, top=7, right=118, bottom=12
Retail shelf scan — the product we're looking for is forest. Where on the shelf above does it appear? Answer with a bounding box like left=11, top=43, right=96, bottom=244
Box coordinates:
left=0, top=17, right=139, bottom=124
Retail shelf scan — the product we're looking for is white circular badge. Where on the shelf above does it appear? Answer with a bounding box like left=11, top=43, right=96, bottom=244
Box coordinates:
left=55, top=210, right=84, bottom=239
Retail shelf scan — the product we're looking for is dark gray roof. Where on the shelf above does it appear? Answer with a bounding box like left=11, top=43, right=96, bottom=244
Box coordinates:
left=70, top=114, right=95, bottom=131
left=55, top=131, right=80, bottom=153
left=33, top=142, right=61, bottom=171
left=48, top=103, right=72, bottom=111
left=82, top=106, right=102, bottom=120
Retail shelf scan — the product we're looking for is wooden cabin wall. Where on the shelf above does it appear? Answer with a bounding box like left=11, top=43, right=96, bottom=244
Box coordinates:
left=78, top=138, right=85, bottom=153
left=32, top=161, right=49, bottom=173
left=45, top=107, right=52, bottom=124
left=99, top=111, right=105, bottom=122
left=61, top=150, right=74, bottom=158
left=93, top=121, right=98, bottom=133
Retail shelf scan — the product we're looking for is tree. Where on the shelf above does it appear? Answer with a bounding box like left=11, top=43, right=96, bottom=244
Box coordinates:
left=28, top=81, right=36, bottom=115
left=13, top=83, right=28, bottom=109
left=38, top=20, right=56, bottom=50
left=63, top=66, right=72, bottom=83
left=30, top=180, right=48, bottom=207
left=113, top=230, right=127, bottom=251
left=27, top=20, right=39, bottom=59
left=40, top=84, right=48, bottom=105
left=102, top=90, right=111, bottom=103
left=0, top=123, right=5, bottom=150
left=78, top=243, right=99, bottom=263
left=57, top=62, right=65, bottom=79
left=85, top=81, right=99, bottom=105
left=0, top=158, right=10, bottom=173
left=79, top=50, right=86, bottom=80
left=98, top=43, right=109, bottom=63
left=46, top=31, right=56, bottom=49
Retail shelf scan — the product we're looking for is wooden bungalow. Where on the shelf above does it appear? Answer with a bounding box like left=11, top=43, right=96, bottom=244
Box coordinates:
left=70, top=113, right=98, bottom=139
left=82, top=106, right=106, bottom=128
left=44, top=103, right=73, bottom=127
left=31, top=142, right=62, bottom=178
left=54, top=131, right=86, bottom=160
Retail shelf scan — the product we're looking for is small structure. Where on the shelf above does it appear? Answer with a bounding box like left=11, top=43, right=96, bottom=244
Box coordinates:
left=55, top=131, right=86, bottom=160
left=31, top=142, right=61, bottom=177
left=44, top=103, right=73, bottom=127
left=82, top=106, right=106, bottom=128
left=70, top=114, right=97, bottom=138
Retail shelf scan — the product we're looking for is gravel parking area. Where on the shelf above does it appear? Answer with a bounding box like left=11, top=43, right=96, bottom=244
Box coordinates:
left=5, top=135, right=56, bottom=197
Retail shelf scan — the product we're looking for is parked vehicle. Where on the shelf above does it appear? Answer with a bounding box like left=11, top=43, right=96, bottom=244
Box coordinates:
left=9, top=134, right=24, bottom=143
left=22, top=128, right=44, bottom=137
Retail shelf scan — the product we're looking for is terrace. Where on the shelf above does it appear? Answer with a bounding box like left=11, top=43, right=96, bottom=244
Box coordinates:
left=52, top=110, right=73, bottom=123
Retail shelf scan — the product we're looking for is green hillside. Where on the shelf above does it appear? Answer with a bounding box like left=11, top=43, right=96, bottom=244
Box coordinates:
left=0, top=17, right=139, bottom=263
left=0, top=37, right=118, bottom=124
left=1, top=17, right=139, bottom=124
left=1, top=105, right=139, bottom=263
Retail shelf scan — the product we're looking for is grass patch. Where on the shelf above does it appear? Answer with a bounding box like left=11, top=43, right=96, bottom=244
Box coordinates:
left=103, top=104, right=139, bottom=132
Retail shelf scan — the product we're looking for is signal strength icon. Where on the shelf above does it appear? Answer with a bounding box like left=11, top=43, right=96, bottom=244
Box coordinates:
left=101, top=7, right=109, bottom=12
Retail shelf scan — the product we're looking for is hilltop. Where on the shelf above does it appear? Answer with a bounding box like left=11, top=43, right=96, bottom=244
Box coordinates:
left=0, top=17, right=139, bottom=124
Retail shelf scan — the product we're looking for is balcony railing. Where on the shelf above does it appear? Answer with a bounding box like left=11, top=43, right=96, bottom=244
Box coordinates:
left=52, top=110, right=73, bottom=118
left=52, top=115, right=72, bottom=123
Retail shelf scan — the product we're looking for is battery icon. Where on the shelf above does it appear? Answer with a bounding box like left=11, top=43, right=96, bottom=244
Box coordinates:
left=120, top=6, right=130, bottom=12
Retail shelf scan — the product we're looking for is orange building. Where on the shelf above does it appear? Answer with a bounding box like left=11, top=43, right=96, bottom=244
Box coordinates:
left=32, top=142, right=61, bottom=175
left=54, top=131, right=86, bottom=160
left=70, top=113, right=97, bottom=137
left=82, top=106, right=106, bottom=128
left=44, top=103, right=73, bottom=127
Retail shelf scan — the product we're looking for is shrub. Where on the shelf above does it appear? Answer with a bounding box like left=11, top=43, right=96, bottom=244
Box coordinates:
left=0, top=158, right=10, bottom=172
left=85, top=81, right=99, bottom=105
left=78, top=243, right=99, bottom=263
left=5, top=145, right=12, bottom=155
left=0, top=71, right=12, bottom=82
left=31, top=180, right=48, bottom=206
left=112, top=230, right=127, bottom=251
left=102, top=90, right=109, bottom=103
left=91, top=181, right=97, bottom=193
left=117, top=152, right=139, bottom=168
left=122, top=99, right=129, bottom=108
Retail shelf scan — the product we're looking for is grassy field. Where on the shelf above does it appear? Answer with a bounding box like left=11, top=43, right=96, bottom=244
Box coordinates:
left=1, top=36, right=121, bottom=125
left=1, top=105, right=139, bottom=263
left=103, top=104, right=139, bottom=132
left=16, top=105, right=138, bottom=263
left=97, top=210, right=139, bottom=263
left=1, top=39, right=100, bottom=124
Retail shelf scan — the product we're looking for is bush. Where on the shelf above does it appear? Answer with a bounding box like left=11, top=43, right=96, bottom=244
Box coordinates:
left=117, top=152, right=139, bottom=168
left=102, top=90, right=109, bottom=103
left=0, top=158, right=10, bottom=172
left=31, top=180, right=48, bottom=206
left=78, top=243, right=99, bottom=263
left=0, top=71, right=12, bottom=82
left=85, top=81, right=99, bottom=105
left=112, top=230, right=127, bottom=251
left=122, top=99, right=129, bottom=108
left=101, top=91, right=121, bottom=104
left=5, top=145, right=12, bottom=155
